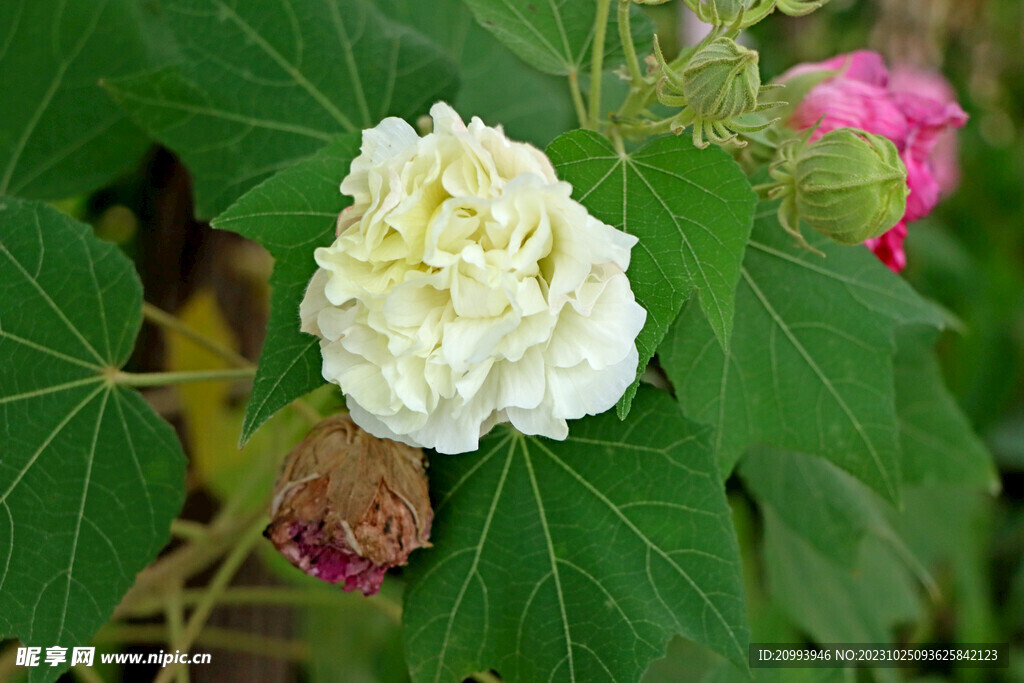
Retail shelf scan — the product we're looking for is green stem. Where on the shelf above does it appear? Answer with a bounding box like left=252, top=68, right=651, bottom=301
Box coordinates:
left=589, top=0, right=613, bottom=127
left=114, top=367, right=256, bottom=387
left=121, top=586, right=402, bottom=623
left=153, top=520, right=267, bottom=683
left=618, top=0, right=645, bottom=87
left=143, top=302, right=250, bottom=369
left=143, top=302, right=321, bottom=426
left=93, top=625, right=310, bottom=662
left=164, top=584, right=189, bottom=683
left=568, top=70, right=589, bottom=129
left=170, top=519, right=210, bottom=543
left=114, top=508, right=264, bottom=619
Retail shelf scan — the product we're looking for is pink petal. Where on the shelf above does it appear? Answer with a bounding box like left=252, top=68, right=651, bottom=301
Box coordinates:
left=790, top=80, right=908, bottom=145
left=902, top=151, right=941, bottom=223
left=863, top=222, right=908, bottom=273
left=779, top=50, right=889, bottom=86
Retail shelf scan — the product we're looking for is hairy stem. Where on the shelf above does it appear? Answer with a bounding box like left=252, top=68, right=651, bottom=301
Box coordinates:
left=114, top=367, right=256, bottom=387
left=568, top=70, right=589, bottom=129
left=142, top=302, right=251, bottom=369
left=618, top=0, right=645, bottom=87
left=589, top=0, right=613, bottom=127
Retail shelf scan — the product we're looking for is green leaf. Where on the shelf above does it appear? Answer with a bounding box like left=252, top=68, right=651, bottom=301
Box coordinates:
left=548, top=130, right=758, bottom=415
left=0, top=197, right=185, bottom=682
left=380, top=0, right=575, bottom=147
left=740, top=449, right=882, bottom=567
left=661, top=208, right=947, bottom=501
left=762, top=509, right=922, bottom=644
left=462, top=0, right=653, bottom=76
left=0, top=0, right=169, bottom=199
left=403, top=388, right=748, bottom=682
left=212, top=135, right=360, bottom=444
left=894, top=327, right=999, bottom=491
left=105, top=0, right=457, bottom=218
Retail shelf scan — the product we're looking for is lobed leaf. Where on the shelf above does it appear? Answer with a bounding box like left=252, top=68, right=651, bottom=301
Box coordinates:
left=0, top=0, right=170, bottom=199
left=894, top=327, right=999, bottom=491
left=211, top=135, right=360, bottom=444
left=661, top=207, right=947, bottom=502
left=105, top=0, right=457, bottom=218
left=462, top=0, right=653, bottom=76
left=0, top=198, right=185, bottom=683
left=380, top=0, right=576, bottom=148
left=403, top=388, right=748, bottom=682
left=548, top=130, right=758, bottom=416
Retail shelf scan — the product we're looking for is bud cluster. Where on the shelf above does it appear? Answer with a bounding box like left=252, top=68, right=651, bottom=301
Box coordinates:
left=654, top=36, right=781, bottom=149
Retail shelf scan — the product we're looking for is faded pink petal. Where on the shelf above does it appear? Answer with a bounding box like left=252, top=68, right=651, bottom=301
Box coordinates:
left=273, top=521, right=389, bottom=595
left=863, top=222, right=908, bottom=273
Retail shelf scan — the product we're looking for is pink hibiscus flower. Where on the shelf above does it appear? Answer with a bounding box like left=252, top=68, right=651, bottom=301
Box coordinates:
left=780, top=51, right=968, bottom=271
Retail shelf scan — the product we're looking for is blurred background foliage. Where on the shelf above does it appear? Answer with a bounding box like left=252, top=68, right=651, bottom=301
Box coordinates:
left=13, top=0, right=1022, bottom=681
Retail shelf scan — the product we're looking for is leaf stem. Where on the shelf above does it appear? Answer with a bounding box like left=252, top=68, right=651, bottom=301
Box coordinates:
left=143, top=302, right=251, bottom=369
left=114, top=367, right=256, bottom=387
left=568, top=70, right=589, bottom=129
left=618, top=0, right=645, bottom=87
left=589, top=0, right=613, bottom=128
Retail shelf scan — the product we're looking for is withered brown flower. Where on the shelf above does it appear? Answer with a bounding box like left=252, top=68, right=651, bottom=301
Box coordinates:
left=265, top=415, right=433, bottom=595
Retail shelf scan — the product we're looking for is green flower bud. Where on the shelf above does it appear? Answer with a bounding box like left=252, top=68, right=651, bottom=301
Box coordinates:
left=681, top=38, right=761, bottom=122
left=774, top=129, right=909, bottom=246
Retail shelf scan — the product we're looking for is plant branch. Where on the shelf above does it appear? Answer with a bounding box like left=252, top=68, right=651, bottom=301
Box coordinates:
left=568, top=70, right=589, bottom=129
left=143, top=302, right=250, bottom=369
left=114, top=367, right=256, bottom=387
left=589, top=0, right=613, bottom=127
left=153, top=520, right=267, bottom=683
left=618, top=0, right=645, bottom=87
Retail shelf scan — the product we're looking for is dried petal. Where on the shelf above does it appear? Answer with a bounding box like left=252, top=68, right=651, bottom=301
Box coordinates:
left=266, top=415, right=433, bottom=595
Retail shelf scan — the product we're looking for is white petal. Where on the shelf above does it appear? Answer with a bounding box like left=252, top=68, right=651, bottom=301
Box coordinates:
left=546, top=344, right=640, bottom=420
left=299, top=269, right=331, bottom=336
left=506, top=404, right=568, bottom=441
